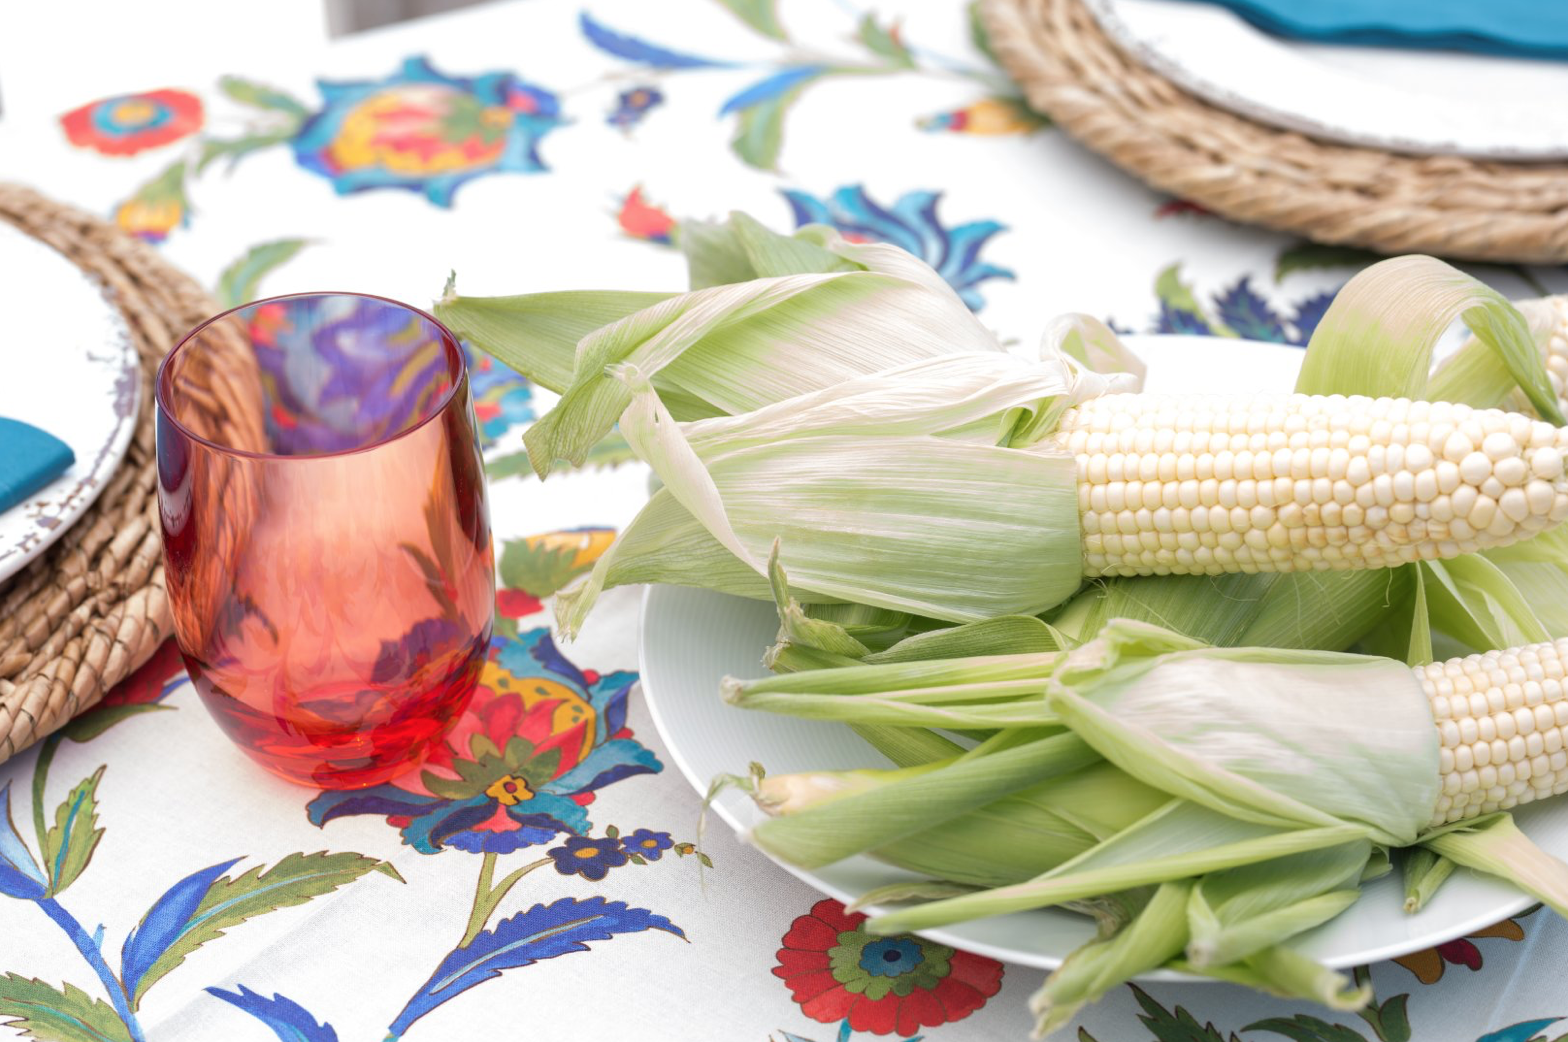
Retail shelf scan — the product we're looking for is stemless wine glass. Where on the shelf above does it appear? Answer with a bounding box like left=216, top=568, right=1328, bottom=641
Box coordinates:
left=156, top=293, right=495, bottom=789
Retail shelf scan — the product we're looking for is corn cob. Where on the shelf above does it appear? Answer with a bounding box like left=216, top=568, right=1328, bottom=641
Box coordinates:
left=1425, top=638, right=1568, bottom=826
left=1056, top=394, right=1568, bottom=577
left=1515, top=295, right=1568, bottom=419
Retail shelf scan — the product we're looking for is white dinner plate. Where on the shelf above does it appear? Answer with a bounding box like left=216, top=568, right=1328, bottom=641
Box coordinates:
left=638, top=334, right=1565, bottom=975
left=0, top=220, right=140, bottom=581
left=1088, top=0, right=1568, bottom=160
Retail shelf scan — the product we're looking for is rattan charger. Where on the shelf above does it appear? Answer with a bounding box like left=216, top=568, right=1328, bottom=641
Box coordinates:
left=0, top=183, right=224, bottom=766
left=981, top=0, right=1568, bottom=264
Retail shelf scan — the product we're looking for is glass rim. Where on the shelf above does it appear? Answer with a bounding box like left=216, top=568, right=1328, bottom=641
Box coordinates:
left=155, top=290, right=468, bottom=462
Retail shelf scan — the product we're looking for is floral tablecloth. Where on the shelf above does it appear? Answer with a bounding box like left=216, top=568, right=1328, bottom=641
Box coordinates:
left=4, top=2, right=1568, bottom=1040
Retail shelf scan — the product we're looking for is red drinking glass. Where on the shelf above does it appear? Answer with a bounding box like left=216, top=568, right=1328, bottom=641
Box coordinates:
left=156, top=293, right=494, bottom=789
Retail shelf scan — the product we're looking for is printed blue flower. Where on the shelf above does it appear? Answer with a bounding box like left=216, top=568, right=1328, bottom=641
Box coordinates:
left=0, top=782, right=47, bottom=900
left=620, top=828, right=673, bottom=861
left=547, top=834, right=629, bottom=880
left=388, top=895, right=684, bottom=1037
left=782, top=185, right=1013, bottom=310
left=607, top=86, right=665, bottom=131
left=720, top=66, right=825, bottom=116
left=464, top=342, right=534, bottom=445
left=1215, top=276, right=1288, bottom=343
left=207, top=985, right=340, bottom=1042
left=121, top=858, right=242, bottom=997
left=1290, top=289, right=1337, bottom=345
left=290, top=56, right=563, bottom=206
left=1155, top=300, right=1214, bottom=337
left=1478, top=1019, right=1565, bottom=1042
left=305, top=627, right=661, bottom=854
left=859, top=937, right=925, bottom=977
left=579, top=12, right=732, bottom=69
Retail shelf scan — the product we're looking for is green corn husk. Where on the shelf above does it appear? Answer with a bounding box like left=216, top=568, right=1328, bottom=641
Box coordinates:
left=868, top=763, right=1170, bottom=888
left=1184, top=842, right=1371, bottom=967
left=553, top=350, right=1111, bottom=634
left=1428, top=295, right=1561, bottom=413
left=1298, top=255, right=1562, bottom=422
left=1401, top=847, right=1456, bottom=913
left=726, top=618, right=1568, bottom=1028
left=748, top=731, right=1099, bottom=869
left=1177, top=945, right=1369, bottom=1010
left=1485, top=526, right=1568, bottom=640
left=451, top=219, right=1568, bottom=1027
left=1030, top=880, right=1193, bottom=1036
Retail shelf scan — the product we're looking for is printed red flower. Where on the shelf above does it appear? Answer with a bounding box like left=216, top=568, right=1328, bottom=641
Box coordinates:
left=1154, top=198, right=1214, bottom=220
left=618, top=186, right=675, bottom=244
left=1393, top=916, right=1527, bottom=984
left=306, top=627, right=659, bottom=854
left=495, top=588, right=543, bottom=619
left=774, top=898, right=1003, bottom=1036
left=99, top=639, right=186, bottom=709
left=61, top=90, right=204, bottom=156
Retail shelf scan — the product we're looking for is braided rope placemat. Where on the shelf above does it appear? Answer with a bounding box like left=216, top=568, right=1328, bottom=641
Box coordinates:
left=0, top=183, right=220, bottom=765
left=982, top=0, right=1568, bottom=264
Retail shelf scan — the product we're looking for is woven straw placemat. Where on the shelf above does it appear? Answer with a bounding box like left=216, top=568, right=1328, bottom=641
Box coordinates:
left=0, top=183, right=220, bottom=766
left=982, top=0, right=1568, bottom=264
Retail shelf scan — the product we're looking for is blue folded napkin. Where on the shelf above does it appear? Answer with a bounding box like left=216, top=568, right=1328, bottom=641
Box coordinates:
left=0, top=417, right=75, bottom=512
left=1171, top=0, right=1568, bottom=60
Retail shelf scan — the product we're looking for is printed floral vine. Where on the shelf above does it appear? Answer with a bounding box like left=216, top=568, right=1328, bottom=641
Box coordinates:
left=0, top=646, right=400, bottom=1042
left=615, top=182, right=1014, bottom=310
left=580, top=0, right=1044, bottom=171
left=199, top=532, right=711, bottom=1041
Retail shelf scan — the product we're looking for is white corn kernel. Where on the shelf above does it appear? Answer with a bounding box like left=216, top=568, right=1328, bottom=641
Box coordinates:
left=1426, top=638, right=1568, bottom=825
left=1056, top=393, right=1568, bottom=579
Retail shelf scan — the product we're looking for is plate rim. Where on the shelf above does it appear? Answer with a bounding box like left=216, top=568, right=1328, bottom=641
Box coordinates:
left=0, top=223, right=142, bottom=583
left=1085, top=0, right=1568, bottom=161
left=634, top=332, right=1538, bottom=974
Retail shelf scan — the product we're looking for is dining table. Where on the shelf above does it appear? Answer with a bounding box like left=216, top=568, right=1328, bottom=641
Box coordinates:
left=3, top=1, right=1568, bottom=1039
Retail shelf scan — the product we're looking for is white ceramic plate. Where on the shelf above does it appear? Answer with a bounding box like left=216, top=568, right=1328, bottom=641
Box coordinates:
left=0, top=221, right=140, bottom=582
left=639, top=334, right=1566, bottom=975
left=1088, top=0, right=1568, bottom=160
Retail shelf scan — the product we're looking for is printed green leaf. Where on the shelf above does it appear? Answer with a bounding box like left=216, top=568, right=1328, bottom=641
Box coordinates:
left=485, top=451, right=533, bottom=481
left=374, top=861, right=406, bottom=883
left=1351, top=980, right=1411, bottom=1042
left=214, top=239, right=310, bottom=309
left=487, top=431, right=639, bottom=482
left=196, top=132, right=295, bottom=174
left=968, top=0, right=999, bottom=64
left=499, top=539, right=595, bottom=598
left=1246, top=1014, right=1372, bottom=1042
left=42, top=769, right=103, bottom=896
left=60, top=705, right=174, bottom=745
left=731, top=78, right=819, bottom=171
left=0, top=974, right=131, bottom=1042
left=129, top=851, right=392, bottom=1005
left=1128, top=983, right=1239, bottom=1042
left=218, top=76, right=310, bottom=119
left=1274, top=242, right=1383, bottom=282
left=1155, top=264, right=1234, bottom=338
left=857, top=13, right=915, bottom=67
left=492, top=613, right=519, bottom=640
left=712, top=0, right=786, bottom=40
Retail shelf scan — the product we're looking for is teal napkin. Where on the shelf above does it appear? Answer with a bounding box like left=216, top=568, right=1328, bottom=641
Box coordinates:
left=1171, top=0, right=1568, bottom=60
left=0, top=418, right=75, bottom=512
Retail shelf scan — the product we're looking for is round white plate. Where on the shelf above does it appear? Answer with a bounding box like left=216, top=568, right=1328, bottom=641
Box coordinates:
left=1088, top=0, right=1568, bottom=160
left=638, top=334, right=1565, bottom=975
left=0, top=221, right=140, bottom=582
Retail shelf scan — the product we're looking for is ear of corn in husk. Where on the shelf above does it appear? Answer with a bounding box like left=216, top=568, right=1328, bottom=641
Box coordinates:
left=730, top=614, right=1568, bottom=1031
